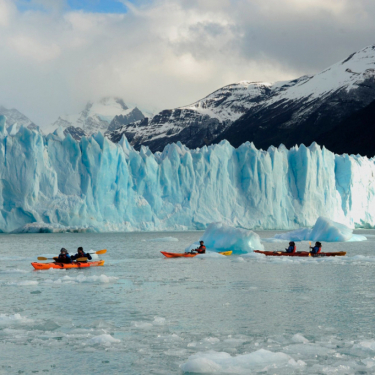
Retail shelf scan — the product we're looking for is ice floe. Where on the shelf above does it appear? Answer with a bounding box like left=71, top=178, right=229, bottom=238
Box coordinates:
left=186, top=222, right=264, bottom=254
left=271, top=217, right=367, bottom=242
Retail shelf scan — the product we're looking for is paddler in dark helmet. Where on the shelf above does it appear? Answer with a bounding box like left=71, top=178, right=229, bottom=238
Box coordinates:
left=71, top=247, right=92, bottom=262
left=310, top=241, right=322, bottom=254
left=285, top=241, right=296, bottom=253
left=56, top=248, right=72, bottom=264
left=192, top=241, right=206, bottom=254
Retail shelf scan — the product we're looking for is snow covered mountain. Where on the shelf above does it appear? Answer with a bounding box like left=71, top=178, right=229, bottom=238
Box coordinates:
left=107, top=82, right=272, bottom=151
left=218, top=45, right=375, bottom=152
left=0, top=105, right=38, bottom=131
left=107, top=45, right=375, bottom=155
left=52, top=97, right=145, bottom=140
left=0, top=114, right=374, bottom=233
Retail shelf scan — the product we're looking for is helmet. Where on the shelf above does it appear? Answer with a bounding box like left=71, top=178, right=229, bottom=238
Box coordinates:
left=78, top=247, right=83, bottom=252
left=199, top=241, right=204, bottom=244
left=289, top=241, right=295, bottom=245
left=316, top=242, right=321, bottom=246
left=60, top=248, right=68, bottom=254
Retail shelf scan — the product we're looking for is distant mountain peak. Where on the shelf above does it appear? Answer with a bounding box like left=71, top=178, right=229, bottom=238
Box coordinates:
left=51, top=96, right=144, bottom=140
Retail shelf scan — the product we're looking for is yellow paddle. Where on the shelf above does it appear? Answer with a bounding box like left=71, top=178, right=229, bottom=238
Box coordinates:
left=90, top=249, right=107, bottom=255
left=37, top=256, right=87, bottom=261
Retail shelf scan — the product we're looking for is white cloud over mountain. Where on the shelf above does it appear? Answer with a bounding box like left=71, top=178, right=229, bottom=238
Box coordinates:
left=0, top=0, right=374, bottom=127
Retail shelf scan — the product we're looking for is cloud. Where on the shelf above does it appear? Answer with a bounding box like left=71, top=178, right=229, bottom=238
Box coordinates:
left=0, top=0, right=374, bottom=127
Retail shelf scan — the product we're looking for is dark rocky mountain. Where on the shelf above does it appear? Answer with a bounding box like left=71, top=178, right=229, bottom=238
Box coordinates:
left=106, top=45, right=375, bottom=156
left=314, top=99, right=375, bottom=157
left=107, top=107, right=145, bottom=132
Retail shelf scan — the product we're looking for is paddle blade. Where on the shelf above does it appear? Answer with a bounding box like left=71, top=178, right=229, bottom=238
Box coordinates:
left=309, top=241, right=311, bottom=246
left=95, top=249, right=107, bottom=255
left=76, top=257, right=88, bottom=262
left=37, top=257, right=48, bottom=260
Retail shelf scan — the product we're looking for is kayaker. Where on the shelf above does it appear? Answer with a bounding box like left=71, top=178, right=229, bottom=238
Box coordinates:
left=192, top=241, right=206, bottom=254
left=285, top=241, right=296, bottom=253
left=71, top=247, right=92, bottom=262
left=56, top=248, right=72, bottom=264
left=310, top=241, right=322, bottom=254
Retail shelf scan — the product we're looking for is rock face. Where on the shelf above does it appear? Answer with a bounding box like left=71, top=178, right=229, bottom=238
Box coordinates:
left=107, top=107, right=145, bottom=132
left=314, top=99, right=375, bottom=158
left=107, top=45, right=375, bottom=156
left=52, top=97, right=145, bottom=140
left=106, top=82, right=272, bottom=151
left=63, top=126, right=87, bottom=141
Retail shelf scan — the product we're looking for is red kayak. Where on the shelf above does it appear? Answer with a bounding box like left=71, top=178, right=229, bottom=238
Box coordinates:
left=254, top=250, right=346, bottom=257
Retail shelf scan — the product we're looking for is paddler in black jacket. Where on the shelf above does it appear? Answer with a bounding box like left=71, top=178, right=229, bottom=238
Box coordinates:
left=71, top=247, right=92, bottom=262
left=191, top=241, right=206, bottom=254
left=55, top=248, right=73, bottom=264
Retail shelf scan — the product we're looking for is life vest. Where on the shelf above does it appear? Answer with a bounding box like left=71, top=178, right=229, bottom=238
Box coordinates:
left=287, top=245, right=296, bottom=253
left=197, top=245, right=206, bottom=254
left=312, top=246, right=321, bottom=254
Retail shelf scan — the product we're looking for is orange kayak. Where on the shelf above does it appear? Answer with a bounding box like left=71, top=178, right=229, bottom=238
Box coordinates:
left=31, top=260, right=105, bottom=270
left=161, top=251, right=232, bottom=258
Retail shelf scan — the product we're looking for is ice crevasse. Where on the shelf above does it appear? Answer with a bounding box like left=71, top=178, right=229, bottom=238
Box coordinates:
left=0, top=116, right=374, bottom=233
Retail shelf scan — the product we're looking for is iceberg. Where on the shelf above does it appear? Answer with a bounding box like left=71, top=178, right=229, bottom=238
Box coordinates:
left=273, top=217, right=367, bottom=242
left=186, top=222, right=264, bottom=254
left=0, top=115, right=375, bottom=233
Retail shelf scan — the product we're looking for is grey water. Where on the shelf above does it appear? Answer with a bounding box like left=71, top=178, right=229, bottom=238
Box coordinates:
left=1, top=230, right=375, bottom=374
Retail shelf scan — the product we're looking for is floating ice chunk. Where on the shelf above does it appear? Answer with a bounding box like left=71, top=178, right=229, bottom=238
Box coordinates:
left=186, top=222, right=264, bottom=254
left=88, top=334, right=120, bottom=345
left=181, top=349, right=305, bottom=373
left=273, top=217, right=367, bottom=242
left=46, top=274, right=117, bottom=284
left=153, top=317, right=166, bottom=325
left=0, top=314, right=33, bottom=325
left=145, top=237, right=179, bottom=242
left=292, top=333, right=309, bottom=343
left=0, top=268, right=28, bottom=274
left=6, top=280, right=39, bottom=286
left=131, top=321, right=153, bottom=329
left=354, top=340, right=375, bottom=351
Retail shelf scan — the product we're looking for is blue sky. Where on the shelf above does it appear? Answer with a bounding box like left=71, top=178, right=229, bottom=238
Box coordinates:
left=67, top=0, right=128, bottom=13
left=17, top=0, right=132, bottom=13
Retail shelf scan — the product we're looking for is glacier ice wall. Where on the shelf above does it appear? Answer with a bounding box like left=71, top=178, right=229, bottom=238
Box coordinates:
left=0, top=115, right=374, bottom=232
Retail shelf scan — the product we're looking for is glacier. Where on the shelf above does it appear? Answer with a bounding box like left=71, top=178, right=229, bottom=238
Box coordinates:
left=0, top=115, right=375, bottom=233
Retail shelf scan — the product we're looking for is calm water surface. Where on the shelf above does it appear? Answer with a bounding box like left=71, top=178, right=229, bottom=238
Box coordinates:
left=1, top=230, right=375, bottom=374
